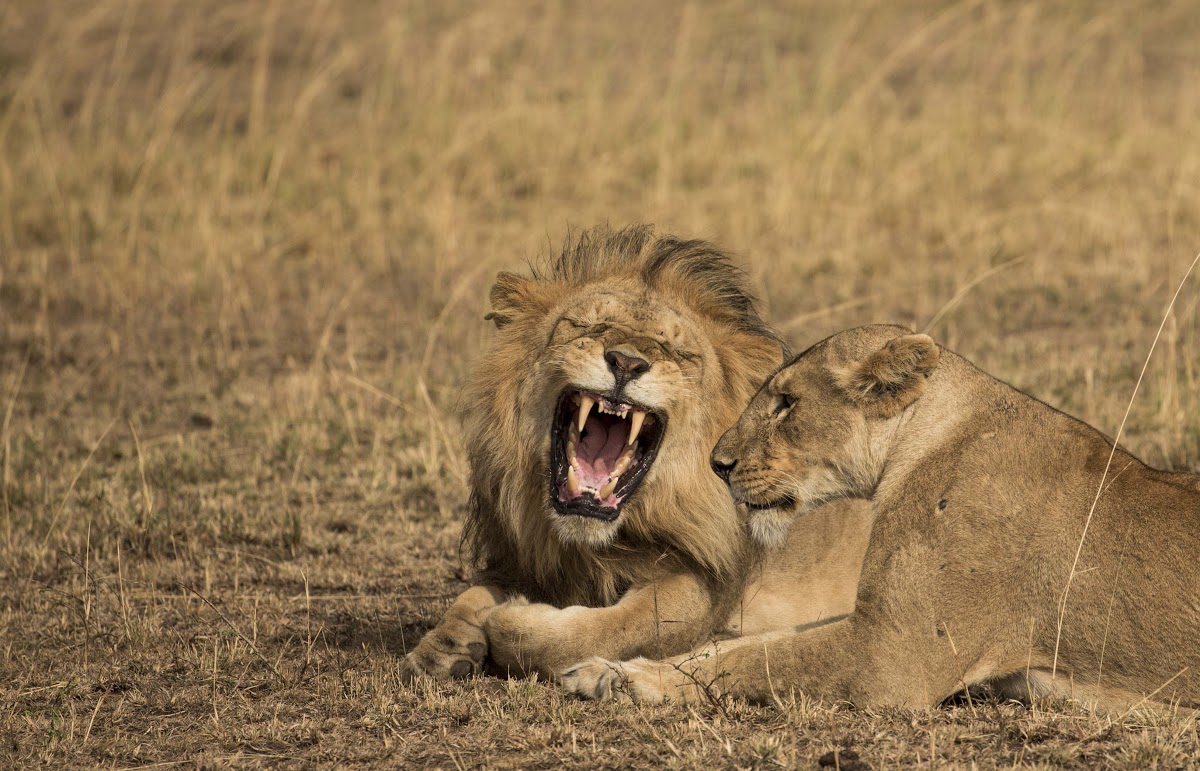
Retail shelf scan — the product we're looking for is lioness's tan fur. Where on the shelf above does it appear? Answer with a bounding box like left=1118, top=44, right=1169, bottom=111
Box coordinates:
left=402, top=226, right=873, bottom=681
left=562, top=324, right=1200, bottom=711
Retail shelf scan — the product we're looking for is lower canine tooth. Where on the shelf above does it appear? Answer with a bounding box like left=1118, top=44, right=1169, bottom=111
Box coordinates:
left=598, top=478, right=618, bottom=500
left=612, top=447, right=634, bottom=476
left=567, top=465, right=581, bottom=495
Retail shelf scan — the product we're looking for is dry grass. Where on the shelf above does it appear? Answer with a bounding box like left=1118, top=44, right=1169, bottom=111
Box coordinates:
left=2, top=0, right=1199, bottom=767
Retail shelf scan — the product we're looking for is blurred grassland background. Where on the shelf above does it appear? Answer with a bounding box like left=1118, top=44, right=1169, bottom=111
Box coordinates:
left=2, top=0, right=1200, bottom=767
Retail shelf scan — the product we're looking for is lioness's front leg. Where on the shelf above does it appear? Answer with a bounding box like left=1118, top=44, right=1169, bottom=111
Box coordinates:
left=485, top=573, right=717, bottom=679
left=556, top=626, right=793, bottom=704
left=400, top=585, right=506, bottom=681
left=561, top=616, right=963, bottom=708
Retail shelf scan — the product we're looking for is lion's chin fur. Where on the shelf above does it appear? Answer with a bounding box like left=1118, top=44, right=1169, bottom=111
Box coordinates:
left=549, top=512, right=621, bottom=549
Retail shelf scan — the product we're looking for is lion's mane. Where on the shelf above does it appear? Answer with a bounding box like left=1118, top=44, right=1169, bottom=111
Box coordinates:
left=460, top=225, right=784, bottom=607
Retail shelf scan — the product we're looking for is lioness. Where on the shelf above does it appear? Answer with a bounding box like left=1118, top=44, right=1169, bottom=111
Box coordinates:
left=561, top=324, right=1200, bottom=711
left=401, top=226, right=873, bottom=681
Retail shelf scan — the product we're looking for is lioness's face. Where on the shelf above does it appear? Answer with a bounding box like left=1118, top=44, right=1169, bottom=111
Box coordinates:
left=710, top=348, right=863, bottom=546
left=711, top=328, right=940, bottom=547
left=540, top=281, right=712, bottom=541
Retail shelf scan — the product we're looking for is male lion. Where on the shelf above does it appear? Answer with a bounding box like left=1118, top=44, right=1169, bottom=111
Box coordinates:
left=562, top=324, right=1200, bottom=711
left=401, top=226, right=873, bottom=681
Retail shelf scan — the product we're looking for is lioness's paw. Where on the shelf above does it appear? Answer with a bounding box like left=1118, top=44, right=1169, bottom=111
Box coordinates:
left=400, top=617, right=488, bottom=683
left=558, top=657, right=634, bottom=702
left=558, top=657, right=680, bottom=705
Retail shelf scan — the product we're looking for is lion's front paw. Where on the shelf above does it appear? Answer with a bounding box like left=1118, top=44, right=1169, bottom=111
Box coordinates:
left=400, top=616, right=488, bottom=683
left=557, top=657, right=687, bottom=705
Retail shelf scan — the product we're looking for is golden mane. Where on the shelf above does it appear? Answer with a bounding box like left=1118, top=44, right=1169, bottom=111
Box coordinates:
left=459, top=225, right=784, bottom=607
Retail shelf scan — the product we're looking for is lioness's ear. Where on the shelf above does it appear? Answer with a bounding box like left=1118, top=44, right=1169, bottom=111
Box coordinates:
left=835, top=334, right=940, bottom=417
left=485, top=271, right=548, bottom=328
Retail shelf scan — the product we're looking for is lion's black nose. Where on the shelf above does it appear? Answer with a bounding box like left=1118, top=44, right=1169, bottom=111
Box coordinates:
left=710, top=455, right=736, bottom=483
left=604, top=350, right=650, bottom=380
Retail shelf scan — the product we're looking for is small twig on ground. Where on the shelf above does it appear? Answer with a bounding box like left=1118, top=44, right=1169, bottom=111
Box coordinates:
left=667, top=648, right=732, bottom=720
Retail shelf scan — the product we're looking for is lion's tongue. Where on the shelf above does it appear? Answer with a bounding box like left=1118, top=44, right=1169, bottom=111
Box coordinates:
left=575, top=416, right=629, bottom=491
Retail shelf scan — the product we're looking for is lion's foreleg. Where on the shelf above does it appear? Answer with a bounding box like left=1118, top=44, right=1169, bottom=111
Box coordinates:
left=485, top=574, right=716, bottom=679
left=400, top=585, right=507, bottom=681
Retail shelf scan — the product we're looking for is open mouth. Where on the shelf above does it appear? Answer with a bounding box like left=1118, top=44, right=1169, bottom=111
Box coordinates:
left=549, top=390, right=665, bottom=521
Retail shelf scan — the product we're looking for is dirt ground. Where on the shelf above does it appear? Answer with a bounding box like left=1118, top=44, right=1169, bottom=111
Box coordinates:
left=2, top=1, right=1200, bottom=767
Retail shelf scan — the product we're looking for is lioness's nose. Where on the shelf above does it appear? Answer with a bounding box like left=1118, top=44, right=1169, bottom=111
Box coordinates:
left=604, top=349, right=650, bottom=379
left=710, top=454, right=736, bottom=483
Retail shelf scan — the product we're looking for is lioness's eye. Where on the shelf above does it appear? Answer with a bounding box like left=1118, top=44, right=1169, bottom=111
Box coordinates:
left=773, top=394, right=794, bottom=417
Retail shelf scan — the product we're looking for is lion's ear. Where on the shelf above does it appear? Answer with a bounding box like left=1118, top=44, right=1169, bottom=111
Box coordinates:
left=485, top=271, right=549, bottom=328
left=834, top=334, right=940, bottom=417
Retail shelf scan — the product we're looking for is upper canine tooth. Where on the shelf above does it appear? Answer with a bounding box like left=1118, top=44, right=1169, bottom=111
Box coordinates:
left=627, top=409, right=646, bottom=446
left=577, top=395, right=595, bottom=433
